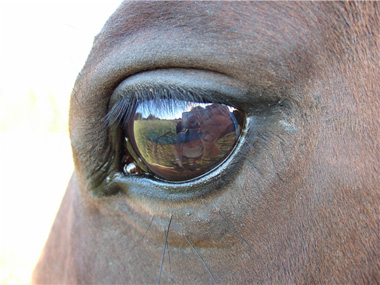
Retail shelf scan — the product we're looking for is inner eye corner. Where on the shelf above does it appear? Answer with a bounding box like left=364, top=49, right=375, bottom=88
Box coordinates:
left=117, top=97, right=246, bottom=185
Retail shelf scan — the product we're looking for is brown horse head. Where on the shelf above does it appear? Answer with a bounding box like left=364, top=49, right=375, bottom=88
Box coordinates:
left=33, top=2, right=380, bottom=283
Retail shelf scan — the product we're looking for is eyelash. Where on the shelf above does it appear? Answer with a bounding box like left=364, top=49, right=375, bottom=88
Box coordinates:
left=105, top=84, right=227, bottom=129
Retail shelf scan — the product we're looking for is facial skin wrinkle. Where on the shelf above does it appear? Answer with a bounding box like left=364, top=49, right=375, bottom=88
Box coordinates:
left=248, top=130, right=290, bottom=183
left=248, top=157, right=265, bottom=181
left=268, top=143, right=287, bottom=183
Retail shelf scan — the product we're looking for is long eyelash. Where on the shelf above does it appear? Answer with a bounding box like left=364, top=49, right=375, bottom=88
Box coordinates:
left=104, top=84, right=220, bottom=129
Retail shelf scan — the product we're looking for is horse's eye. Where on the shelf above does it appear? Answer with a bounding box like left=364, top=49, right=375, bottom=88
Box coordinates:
left=122, top=99, right=244, bottom=181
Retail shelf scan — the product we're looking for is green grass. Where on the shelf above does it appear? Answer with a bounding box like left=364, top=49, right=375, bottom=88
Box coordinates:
left=134, top=119, right=178, bottom=166
left=133, top=119, right=238, bottom=171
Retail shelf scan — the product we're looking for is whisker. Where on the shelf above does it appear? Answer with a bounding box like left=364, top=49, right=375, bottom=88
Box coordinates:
left=130, top=215, right=154, bottom=252
left=158, top=215, right=172, bottom=285
left=165, top=230, right=173, bottom=282
left=183, top=234, right=217, bottom=284
left=218, top=210, right=253, bottom=250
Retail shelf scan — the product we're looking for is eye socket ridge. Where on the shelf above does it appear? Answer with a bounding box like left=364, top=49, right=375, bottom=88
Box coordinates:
left=96, top=68, right=288, bottom=198
left=94, top=69, right=257, bottom=197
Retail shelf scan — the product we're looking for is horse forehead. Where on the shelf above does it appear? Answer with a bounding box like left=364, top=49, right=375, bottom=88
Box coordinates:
left=96, top=2, right=326, bottom=52
left=107, top=2, right=322, bottom=30
left=87, top=2, right=378, bottom=88
left=81, top=2, right=337, bottom=99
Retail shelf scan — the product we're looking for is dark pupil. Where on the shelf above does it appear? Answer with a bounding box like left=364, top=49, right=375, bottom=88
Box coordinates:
left=124, top=99, right=244, bottom=181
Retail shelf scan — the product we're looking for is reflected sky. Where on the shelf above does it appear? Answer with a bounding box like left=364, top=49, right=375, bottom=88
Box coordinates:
left=135, top=99, right=212, bottom=120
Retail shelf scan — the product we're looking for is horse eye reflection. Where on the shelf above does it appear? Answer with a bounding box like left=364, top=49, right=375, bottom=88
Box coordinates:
left=124, top=99, right=244, bottom=181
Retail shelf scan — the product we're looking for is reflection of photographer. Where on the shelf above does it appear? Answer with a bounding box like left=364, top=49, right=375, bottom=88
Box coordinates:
left=174, top=104, right=236, bottom=169
left=174, top=116, right=203, bottom=168
left=198, top=104, right=233, bottom=157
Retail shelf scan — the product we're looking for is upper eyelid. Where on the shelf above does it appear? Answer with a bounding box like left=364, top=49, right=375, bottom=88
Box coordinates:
left=107, top=68, right=253, bottom=106
left=105, top=68, right=286, bottom=130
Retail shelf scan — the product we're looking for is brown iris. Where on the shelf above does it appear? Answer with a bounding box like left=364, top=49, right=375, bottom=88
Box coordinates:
left=123, top=99, right=244, bottom=181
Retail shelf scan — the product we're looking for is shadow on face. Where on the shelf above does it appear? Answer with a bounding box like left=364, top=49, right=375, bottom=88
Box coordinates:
left=33, top=2, right=380, bottom=284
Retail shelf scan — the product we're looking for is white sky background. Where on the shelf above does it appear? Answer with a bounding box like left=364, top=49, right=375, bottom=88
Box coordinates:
left=0, top=1, right=121, bottom=100
left=0, top=1, right=121, bottom=283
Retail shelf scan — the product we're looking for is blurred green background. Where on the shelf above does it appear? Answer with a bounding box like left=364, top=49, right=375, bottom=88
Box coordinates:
left=0, top=1, right=121, bottom=283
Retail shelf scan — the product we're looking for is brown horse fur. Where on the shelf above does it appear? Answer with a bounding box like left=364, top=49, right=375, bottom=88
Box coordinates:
left=33, top=2, right=379, bottom=283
